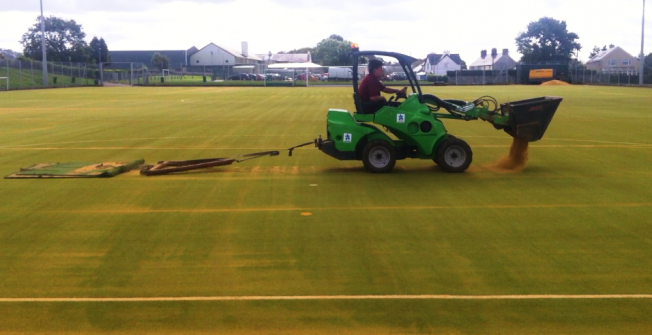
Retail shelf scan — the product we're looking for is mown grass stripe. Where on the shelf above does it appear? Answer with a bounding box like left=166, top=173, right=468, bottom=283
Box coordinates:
left=1, top=295, right=652, bottom=302
left=1, top=202, right=649, bottom=214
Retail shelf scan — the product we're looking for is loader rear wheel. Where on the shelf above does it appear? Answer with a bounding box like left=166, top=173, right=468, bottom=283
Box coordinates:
left=437, top=137, right=472, bottom=173
left=362, top=140, right=396, bottom=173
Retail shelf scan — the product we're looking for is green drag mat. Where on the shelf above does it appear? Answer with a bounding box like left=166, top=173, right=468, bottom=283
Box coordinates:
left=5, top=159, right=144, bottom=179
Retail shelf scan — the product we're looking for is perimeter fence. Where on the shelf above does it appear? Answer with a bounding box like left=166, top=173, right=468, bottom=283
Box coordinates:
left=0, top=59, right=100, bottom=91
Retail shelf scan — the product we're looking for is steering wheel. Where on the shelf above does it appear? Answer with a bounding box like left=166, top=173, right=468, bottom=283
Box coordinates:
left=391, top=90, right=407, bottom=102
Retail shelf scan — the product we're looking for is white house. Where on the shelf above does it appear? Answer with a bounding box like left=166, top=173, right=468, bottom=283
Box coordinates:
left=424, top=52, right=464, bottom=75
left=586, top=46, right=640, bottom=74
left=189, top=42, right=262, bottom=66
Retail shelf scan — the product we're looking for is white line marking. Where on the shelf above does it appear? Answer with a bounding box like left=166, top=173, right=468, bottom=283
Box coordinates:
left=1, top=295, right=651, bottom=303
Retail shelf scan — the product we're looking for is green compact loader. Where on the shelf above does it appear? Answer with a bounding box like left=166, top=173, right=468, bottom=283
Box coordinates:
left=315, top=48, right=562, bottom=173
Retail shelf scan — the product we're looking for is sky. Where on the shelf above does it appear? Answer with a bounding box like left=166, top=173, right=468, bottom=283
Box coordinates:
left=1, top=0, right=649, bottom=63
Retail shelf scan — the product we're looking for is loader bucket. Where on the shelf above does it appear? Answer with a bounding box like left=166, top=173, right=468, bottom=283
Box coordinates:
left=500, top=96, right=562, bottom=142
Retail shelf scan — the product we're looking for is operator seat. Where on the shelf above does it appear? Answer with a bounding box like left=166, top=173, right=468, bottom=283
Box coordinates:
left=353, top=92, right=396, bottom=115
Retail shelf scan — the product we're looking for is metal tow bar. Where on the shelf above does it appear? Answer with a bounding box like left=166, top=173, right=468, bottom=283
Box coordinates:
left=140, top=141, right=314, bottom=176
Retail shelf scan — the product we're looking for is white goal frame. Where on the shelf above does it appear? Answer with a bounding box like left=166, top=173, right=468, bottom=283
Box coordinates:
left=0, top=77, right=8, bottom=91
left=162, top=69, right=170, bottom=81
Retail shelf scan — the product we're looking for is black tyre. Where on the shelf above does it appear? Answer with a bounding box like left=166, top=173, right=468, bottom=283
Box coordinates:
left=436, top=137, right=472, bottom=173
left=362, top=140, right=396, bottom=173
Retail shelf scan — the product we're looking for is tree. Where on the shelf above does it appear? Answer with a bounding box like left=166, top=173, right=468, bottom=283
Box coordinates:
left=313, top=35, right=354, bottom=66
left=151, top=52, right=170, bottom=71
left=329, top=34, right=344, bottom=42
left=460, top=60, right=468, bottom=70
left=20, top=16, right=93, bottom=62
left=89, top=37, right=109, bottom=64
left=515, top=17, right=581, bottom=63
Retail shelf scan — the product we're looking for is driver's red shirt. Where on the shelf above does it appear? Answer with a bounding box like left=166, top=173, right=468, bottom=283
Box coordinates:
left=358, top=74, right=385, bottom=102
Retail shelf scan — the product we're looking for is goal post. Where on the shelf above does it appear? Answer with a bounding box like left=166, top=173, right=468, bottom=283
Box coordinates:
left=0, top=77, right=8, bottom=91
left=99, top=62, right=147, bottom=85
left=162, top=69, right=170, bottom=82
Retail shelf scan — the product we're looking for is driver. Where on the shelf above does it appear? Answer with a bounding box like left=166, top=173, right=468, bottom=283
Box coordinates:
left=358, top=59, right=407, bottom=113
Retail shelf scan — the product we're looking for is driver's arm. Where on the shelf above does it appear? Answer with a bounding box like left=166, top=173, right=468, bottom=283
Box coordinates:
left=382, top=86, right=407, bottom=95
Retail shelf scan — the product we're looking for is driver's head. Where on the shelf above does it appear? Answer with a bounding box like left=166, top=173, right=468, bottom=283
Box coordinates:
left=368, top=59, right=384, bottom=79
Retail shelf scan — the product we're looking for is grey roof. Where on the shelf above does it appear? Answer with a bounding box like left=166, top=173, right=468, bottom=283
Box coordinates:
left=271, top=53, right=310, bottom=63
left=427, top=53, right=463, bottom=65
left=587, top=46, right=637, bottom=63
left=198, top=43, right=262, bottom=61
left=469, top=54, right=516, bottom=69
left=109, top=50, right=188, bottom=68
left=187, top=46, right=199, bottom=57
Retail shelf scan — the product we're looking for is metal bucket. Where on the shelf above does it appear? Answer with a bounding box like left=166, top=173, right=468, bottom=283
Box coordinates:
left=500, top=96, right=563, bottom=142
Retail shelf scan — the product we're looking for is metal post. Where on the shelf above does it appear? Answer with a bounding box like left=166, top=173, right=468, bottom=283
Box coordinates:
left=31, top=59, right=34, bottom=85
left=40, top=0, right=48, bottom=86
left=641, top=0, right=646, bottom=85
left=19, top=60, right=22, bottom=88
left=130, top=62, right=133, bottom=85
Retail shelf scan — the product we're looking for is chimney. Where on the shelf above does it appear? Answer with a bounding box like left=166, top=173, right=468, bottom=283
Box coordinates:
left=503, top=49, right=509, bottom=56
left=481, top=50, right=487, bottom=59
left=491, top=48, right=498, bottom=58
left=241, top=41, right=248, bottom=57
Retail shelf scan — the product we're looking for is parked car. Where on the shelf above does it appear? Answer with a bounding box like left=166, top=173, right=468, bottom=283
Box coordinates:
left=228, top=73, right=248, bottom=80
left=389, top=72, right=407, bottom=81
left=266, top=73, right=282, bottom=81
left=296, top=73, right=320, bottom=81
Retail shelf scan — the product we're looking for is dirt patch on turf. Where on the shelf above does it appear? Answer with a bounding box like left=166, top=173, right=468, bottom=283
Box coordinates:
left=541, top=80, right=571, bottom=86
left=488, top=138, right=529, bottom=172
left=249, top=166, right=300, bottom=174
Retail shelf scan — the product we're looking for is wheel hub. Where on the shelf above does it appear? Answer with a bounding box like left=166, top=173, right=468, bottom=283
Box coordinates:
left=444, top=146, right=466, bottom=168
left=369, top=147, right=391, bottom=168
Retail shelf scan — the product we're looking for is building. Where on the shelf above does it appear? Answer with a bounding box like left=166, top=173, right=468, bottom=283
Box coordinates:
left=269, top=53, right=311, bottom=63
left=586, top=46, right=640, bottom=74
left=189, top=42, right=262, bottom=67
left=424, top=52, right=464, bottom=75
left=109, top=48, right=193, bottom=70
left=469, top=49, right=517, bottom=71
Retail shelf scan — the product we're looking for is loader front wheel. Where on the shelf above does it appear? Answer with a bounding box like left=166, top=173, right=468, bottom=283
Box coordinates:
left=437, top=137, right=472, bottom=173
left=433, top=134, right=456, bottom=166
left=362, top=140, right=396, bottom=173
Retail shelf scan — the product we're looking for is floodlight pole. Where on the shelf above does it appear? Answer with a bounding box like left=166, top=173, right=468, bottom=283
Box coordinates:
left=640, top=0, right=646, bottom=85
left=40, top=0, right=48, bottom=86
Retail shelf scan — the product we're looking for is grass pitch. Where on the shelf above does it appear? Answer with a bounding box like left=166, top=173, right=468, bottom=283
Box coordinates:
left=1, top=85, right=652, bottom=334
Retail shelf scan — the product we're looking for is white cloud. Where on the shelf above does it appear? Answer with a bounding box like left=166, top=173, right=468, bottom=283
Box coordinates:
left=1, top=0, right=649, bottom=61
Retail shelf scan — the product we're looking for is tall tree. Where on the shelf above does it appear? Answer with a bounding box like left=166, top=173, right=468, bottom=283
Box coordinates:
left=151, top=52, right=170, bottom=71
left=313, top=35, right=354, bottom=66
left=89, top=37, right=109, bottom=64
left=20, top=16, right=93, bottom=62
left=329, top=34, right=344, bottom=42
left=515, top=17, right=581, bottom=63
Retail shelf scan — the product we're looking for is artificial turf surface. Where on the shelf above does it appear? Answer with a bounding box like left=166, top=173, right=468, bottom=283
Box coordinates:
left=0, top=85, right=651, bottom=334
